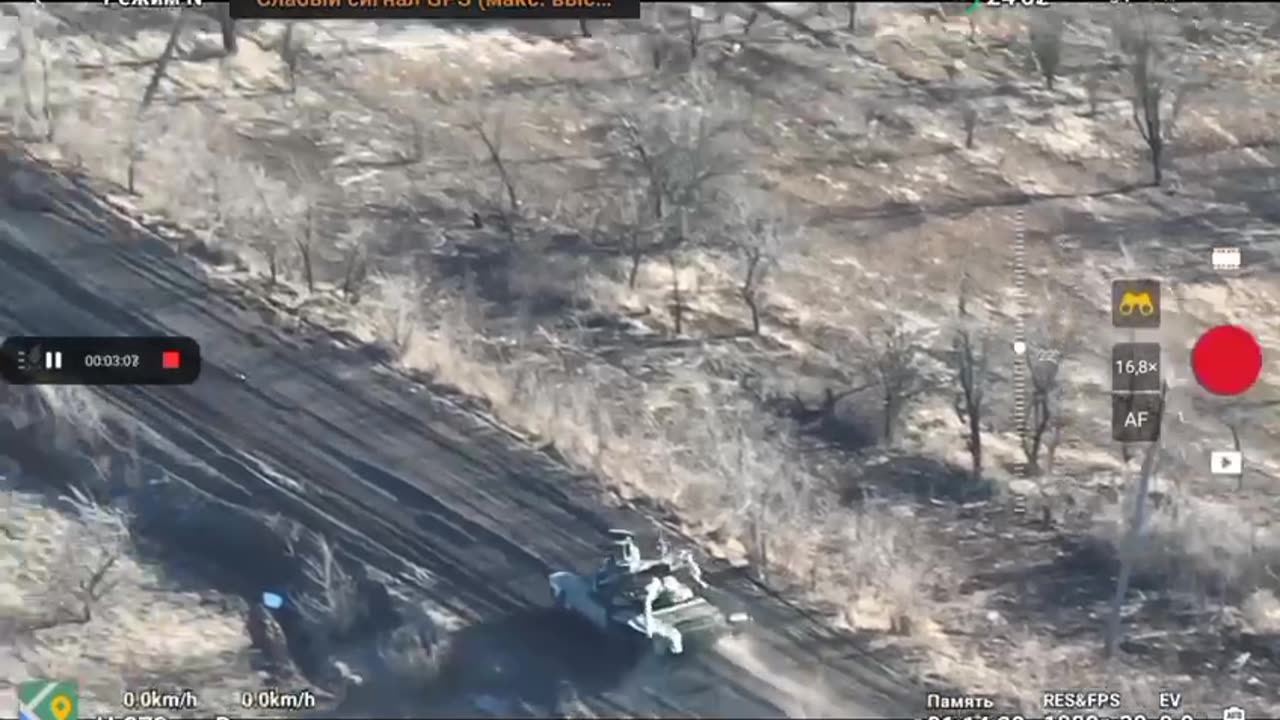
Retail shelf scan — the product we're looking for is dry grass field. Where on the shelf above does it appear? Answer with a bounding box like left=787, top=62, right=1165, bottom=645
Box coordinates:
left=3, top=2, right=1280, bottom=716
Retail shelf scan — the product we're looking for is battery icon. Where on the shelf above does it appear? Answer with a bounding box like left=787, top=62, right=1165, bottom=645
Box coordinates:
left=162, top=350, right=181, bottom=370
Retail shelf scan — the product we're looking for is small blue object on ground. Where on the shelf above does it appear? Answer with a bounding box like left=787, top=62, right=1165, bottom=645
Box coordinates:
left=262, top=591, right=284, bottom=609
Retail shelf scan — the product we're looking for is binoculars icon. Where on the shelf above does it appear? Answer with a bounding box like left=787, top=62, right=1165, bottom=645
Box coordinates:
left=1118, top=290, right=1156, bottom=317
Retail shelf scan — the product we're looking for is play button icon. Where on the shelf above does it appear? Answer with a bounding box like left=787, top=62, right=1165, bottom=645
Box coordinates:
left=1210, top=450, right=1243, bottom=476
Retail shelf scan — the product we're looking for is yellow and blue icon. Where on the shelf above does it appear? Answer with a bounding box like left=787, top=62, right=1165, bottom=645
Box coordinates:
left=17, top=680, right=77, bottom=720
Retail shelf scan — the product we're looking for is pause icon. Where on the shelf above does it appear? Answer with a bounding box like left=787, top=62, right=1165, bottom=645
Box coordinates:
left=44, top=351, right=63, bottom=370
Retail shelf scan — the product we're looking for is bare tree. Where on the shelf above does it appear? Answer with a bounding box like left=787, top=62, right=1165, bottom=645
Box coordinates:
left=216, top=2, right=237, bottom=54
left=128, top=9, right=187, bottom=193
left=727, top=197, right=789, bottom=335
left=847, top=2, right=858, bottom=32
left=596, top=188, right=663, bottom=289
left=1029, top=11, right=1066, bottom=91
left=295, top=197, right=317, bottom=293
left=280, top=23, right=300, bottom=94
left=666, top=245, right=687, bottom=336
left=918, top=3, right=946, bottom=25
left=611, top=77, right=741, bottom=226
left=1104, top=381, right=1167, bottom=659
left=950, top=279, right=990, bottom=482
left=961, top=102, right=978, bottom=149
left=1084, top=66, right=1104, bottom=116
left=1043, top=386, right=1073, bottom=478
left=470, top=112, right=521, bottom=244
left=1116, top=12, right=1194, bottom=186
left=609, top=78, right=741, bottom=279
left=686, top=5, right=707, bottom=60
left=1221, top=412, right=1246, bottom=491
left=858, top=315, right=930, bottom=445
left=140, top=10, right=187, bottom=112
left=1021, top=310, right=1079, bottom=474
left=337, top=219, right=372, bottom=303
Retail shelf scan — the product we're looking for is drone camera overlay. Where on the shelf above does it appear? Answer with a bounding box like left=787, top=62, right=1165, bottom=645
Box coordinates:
left=0, top=2, right=1276, bottom=719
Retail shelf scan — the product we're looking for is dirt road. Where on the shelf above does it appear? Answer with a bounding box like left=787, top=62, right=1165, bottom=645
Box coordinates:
left=0, top=150, right=920, bottom=718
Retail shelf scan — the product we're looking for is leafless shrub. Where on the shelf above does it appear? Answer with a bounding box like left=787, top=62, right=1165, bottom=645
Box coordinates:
left=368, top=271, right=427, bottom=360
left=219, top=163, right=308, bottom=286
left=283, top=160, right=323, bottom=293
left=29, top=487, right=130, bottom=630
left=1110, top=488, right=1280, bottom=604
left=1115, top=11, right=1196, bottom=186
left=949, top=278, right=990, bottom=482
left=292, top=531, right=363, bottom=644
left=698, top=402, right=817, bottom=581
left=1029, top=11, right=1065, bottom=91
left=856, top=313, right=930, bottom=445
left=815, top=502, right=938, bottom=634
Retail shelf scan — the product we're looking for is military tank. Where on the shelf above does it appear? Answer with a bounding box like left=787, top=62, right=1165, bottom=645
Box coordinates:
left=548, top=529, right=750, bottom=655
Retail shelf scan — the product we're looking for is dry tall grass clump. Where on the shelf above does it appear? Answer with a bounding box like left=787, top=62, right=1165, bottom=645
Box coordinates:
left=400, top=310, right=941, bottom=633
left=1092, top=489, right=1280, bottom=603
left=1, top=485, right=261, bottom=717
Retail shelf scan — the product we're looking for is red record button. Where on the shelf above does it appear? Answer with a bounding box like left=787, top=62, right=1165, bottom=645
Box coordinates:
left=1191, top=324, right=1262, bottom=396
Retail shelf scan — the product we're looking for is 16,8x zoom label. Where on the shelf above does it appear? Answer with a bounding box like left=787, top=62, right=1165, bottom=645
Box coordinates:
left=0, top=336, right=201, bottom=385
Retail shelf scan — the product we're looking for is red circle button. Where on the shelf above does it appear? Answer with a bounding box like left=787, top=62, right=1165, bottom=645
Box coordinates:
left=1192, top=324, right=1263, bottom=396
